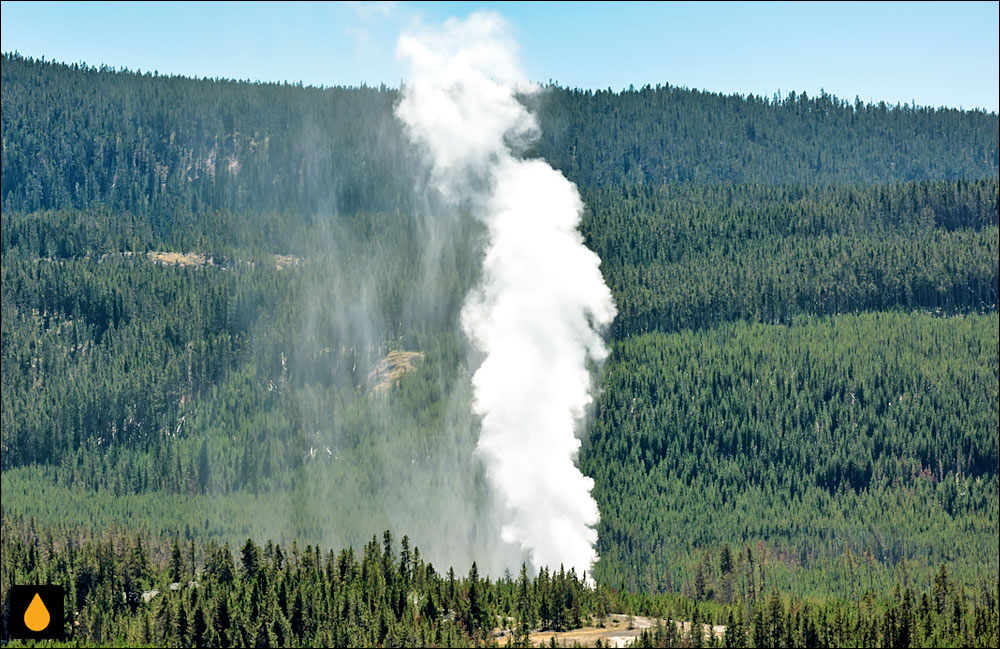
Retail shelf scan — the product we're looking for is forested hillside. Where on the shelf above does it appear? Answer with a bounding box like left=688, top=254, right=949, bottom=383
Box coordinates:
left=3, top=53, right=998, bottom=218
left=2, top=519, right=996, bottom=648
left=1, top=53, right=997, bottom=646
left=583, top=180, right=998, bottom=337
left=585, top=312, right=998, bottom=597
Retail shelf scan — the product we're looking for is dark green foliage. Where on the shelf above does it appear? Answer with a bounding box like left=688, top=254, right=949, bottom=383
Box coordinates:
left=2, top=526, right=996, bottom=647
left=1, top=54, right=416, bottom=218
left=582, top=180, right=998, bottom=338
left=3, top=53, right=997, bottom=222
left=1, top=49, right=998, bottom=648
left=0, top=527, right=603, bottom=647
left=531, top=84, right=998, bottom=186
left=583, top=312, right=999, bottom=595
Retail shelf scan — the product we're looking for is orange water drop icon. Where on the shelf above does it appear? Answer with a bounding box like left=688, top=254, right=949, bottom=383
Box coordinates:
left=24, top=592, right=51, bottom=632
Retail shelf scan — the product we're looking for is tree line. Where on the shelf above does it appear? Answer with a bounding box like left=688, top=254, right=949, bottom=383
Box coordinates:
left=2, top=522, right=996, bottom=647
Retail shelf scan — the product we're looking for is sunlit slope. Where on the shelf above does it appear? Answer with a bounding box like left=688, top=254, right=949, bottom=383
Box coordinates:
left=583, top=312, right=999, bottom=595
left=3, top=52, right=998, bottom=221
left=2, top=54, right=998, bottom=598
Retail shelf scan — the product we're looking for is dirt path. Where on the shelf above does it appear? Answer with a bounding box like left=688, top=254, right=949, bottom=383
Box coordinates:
left=525, top=613, right=726, bottom=648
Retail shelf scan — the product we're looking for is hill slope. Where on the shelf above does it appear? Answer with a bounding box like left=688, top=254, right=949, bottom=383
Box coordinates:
left=1, top=54, right=997, bottom=616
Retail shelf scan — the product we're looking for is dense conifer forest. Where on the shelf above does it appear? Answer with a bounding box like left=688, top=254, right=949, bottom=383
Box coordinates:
left=1, top=53, right=997, bottom=646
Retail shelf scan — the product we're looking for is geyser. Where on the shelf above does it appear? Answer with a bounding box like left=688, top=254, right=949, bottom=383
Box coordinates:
left=395, top=11, right=616, bottom=580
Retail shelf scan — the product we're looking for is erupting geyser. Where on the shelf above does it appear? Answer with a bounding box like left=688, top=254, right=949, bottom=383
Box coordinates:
left=395, top=11, right=616, bottom=580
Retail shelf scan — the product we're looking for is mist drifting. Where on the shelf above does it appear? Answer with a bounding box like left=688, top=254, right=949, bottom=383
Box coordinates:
left=396, top=12, right=616, bottom=579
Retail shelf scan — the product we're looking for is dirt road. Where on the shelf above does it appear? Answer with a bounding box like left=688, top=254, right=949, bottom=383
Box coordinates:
left=525, top=613, right=726, bottom=648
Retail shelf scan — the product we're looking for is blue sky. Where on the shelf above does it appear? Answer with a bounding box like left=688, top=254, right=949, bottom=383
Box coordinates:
left=2, top=1, right=997, bottom=111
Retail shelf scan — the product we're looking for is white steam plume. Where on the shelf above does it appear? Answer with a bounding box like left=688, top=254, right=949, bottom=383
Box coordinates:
left=395, top=11, right=616, bottom=579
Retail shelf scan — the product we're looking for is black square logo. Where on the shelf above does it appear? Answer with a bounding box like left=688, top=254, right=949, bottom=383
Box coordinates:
left=8, top=585, right=64, bottom=640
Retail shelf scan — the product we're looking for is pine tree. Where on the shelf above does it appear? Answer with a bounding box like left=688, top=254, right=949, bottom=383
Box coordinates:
left=934, top=563, right=951, bottom=614
left=399, top=535, right=411, bottom=585
left=197, top=438, right=211, bottom=493
left=170, top=538, right=184, bottom=583
left=176, top=600, right=189, bottom=647
left=192, top=605, right=207, bottom=648
left=242, top=538, right=260, bottom=578
left=466, top=561, right=487, bottom=636
left=517, top=563, right=536, bottom=635
left=290, top=590, right=305, bottom=641
left=214, top=596, right=232, bottom=648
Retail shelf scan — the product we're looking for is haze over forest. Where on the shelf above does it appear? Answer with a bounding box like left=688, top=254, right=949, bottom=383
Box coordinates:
left=0, top=8, right=998, bottom=647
